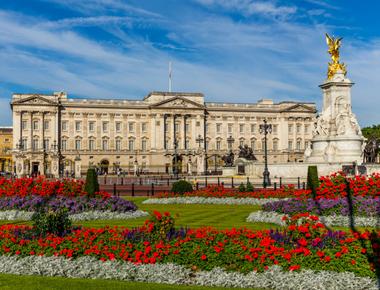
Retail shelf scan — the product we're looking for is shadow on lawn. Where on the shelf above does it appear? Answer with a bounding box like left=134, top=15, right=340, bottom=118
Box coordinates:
left=313, top=178, right=380, bottom=288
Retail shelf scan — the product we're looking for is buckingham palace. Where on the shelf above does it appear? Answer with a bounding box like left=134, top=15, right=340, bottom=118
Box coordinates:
left=11, top=91, right=316, bottom=177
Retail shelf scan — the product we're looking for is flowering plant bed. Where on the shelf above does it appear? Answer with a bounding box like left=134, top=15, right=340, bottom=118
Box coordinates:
left=262, top=197, right=380, bottom=217
left=0, top=256, right=377, bottom=290
left=317, top=173, right=380, bottom=199
left=0, top=212, right=378, bottom=280
left=143, top=197, right=287, bottom=205
left=156, top=185, right=309, bottom=199
left=0, top=177, right=109, bottom=198
left=0, top=195, right=137, bottom=214
left=246, top=210, right=380, bottom=228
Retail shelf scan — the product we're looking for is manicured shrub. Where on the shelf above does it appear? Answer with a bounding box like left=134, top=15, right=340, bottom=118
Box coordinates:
left=246, top=181, right=254, bottom=192
left=31, top=207, right=72, bottom=237
left=171, top=180, right=193, bottom=195
left=84, top=168, right=99, bottom=198
left=238, top=183, right=246, bottom=192
left=307, top=166, right=319, bottom=198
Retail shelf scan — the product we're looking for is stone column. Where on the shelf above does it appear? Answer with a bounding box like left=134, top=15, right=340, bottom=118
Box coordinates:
left=29, top=111, right=33, bottom=151
left=150, top=114, right=157, bottom=151
left=74, top=156, right=81, bottom=179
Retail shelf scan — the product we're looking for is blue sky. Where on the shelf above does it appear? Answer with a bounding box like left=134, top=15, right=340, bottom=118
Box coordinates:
left=0, top=0, right=379, bottom=126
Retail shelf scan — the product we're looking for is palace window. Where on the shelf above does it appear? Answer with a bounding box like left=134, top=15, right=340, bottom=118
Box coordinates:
left=296, top=124, right=301, bottom=134
left=128, top=122, right=135, bottom=133
left=102, top=122, right=108, bottom=133
left=288, top=124, right=293, bottom=134
left=115, top=122, right=121, bottom=133
left=239, top=124, right=244, bottom=134
left=216, top=140, right=221, bottom=150
left=62, top=121, right=68, bottom=131
left=141, top=139, right=147, bottom=151
left=75, top=121, right=81, bottom=132
left=44, top=120, right=49, bottom=130
left=89, top=139, right=95, bottom=151
left=128, top=139, right=134, bottom=151
left=89, top=121, right=95, bottom=132
left=22, top=120, right=27, bottom=130
left=228, top=124, right=233, bottom=134
left=305, top=141, right=309, bottom=148
left=296, top=140, right=301, bottom=150
left=288, top=140, right=293, bottom=150
left=251, top=124, right=256, bottom=134
left=240, top=139, right=244, bottom=147
left=33, top=120, right=39, bottom=130
left=174, top=123, right=180, bottom=133
left=61, top=139, right=67, bottom=151
left=32, top=139, right=38, bottom=150
left=185, top=123, right=190, bottom=132
left=141, top=123, right=147, bottom=133
left=216, top=123, right=221, bottom=134
left=21, top=138, right=27, bottom=150
left=251, top=139, right=256, bottom=150
left=102, top=139, right=108, bottom=150
left=75, top=139, right=81, bottom=150
left=305, top=124, right=310, bottom=134
left=43, top=139, right=49, bottom=150
left=185, top=139, right=190, bottom=150
left=116, top=139, right=121, bottom=151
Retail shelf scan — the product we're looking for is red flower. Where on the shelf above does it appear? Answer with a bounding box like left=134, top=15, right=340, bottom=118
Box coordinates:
left=289, top=265, right=300, bottom=271
left=201, top=254, right=207, bottom=260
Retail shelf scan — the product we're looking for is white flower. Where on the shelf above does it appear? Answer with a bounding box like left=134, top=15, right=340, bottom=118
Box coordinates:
left=246, top=210, right=380, bottom=227
left=0, top=256, right=376, bottom=290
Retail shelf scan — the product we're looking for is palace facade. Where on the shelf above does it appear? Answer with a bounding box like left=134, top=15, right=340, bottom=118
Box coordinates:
left=11, top=91, right=317, bottom=177
left=0, top=127, right=13, bottom=173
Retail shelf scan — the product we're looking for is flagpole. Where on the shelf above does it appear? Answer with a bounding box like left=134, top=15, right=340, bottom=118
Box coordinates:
left=169, top=61, right=172, bottom=92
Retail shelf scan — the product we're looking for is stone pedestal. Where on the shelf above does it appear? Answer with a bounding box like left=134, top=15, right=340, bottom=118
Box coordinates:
left=51, top=155, right=60, bottom=178
left=222, top=167, right=235, bottom=176
left=15, top=157, right=24, bottom=177
left=74, top=157, right=81, bottom=179
left=307, top=70, right=364, bottom=164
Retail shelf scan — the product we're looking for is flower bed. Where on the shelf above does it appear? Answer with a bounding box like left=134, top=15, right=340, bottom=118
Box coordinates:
left=0, top=195, right=137, bottom=214
left=0, top=256, right=377, bottom=290
left=157, top=185, right=309, bottom=199
left=262, top=197, right=380, bottom=217
left=317, top=173, right=380, bottom=199
left=0, top=212, right=378, bottom=280
left=0, top=177, right=109, bottom=198
left=246, top=210, right=380, bottom=227
left=143, top=197, right=288, bottom=205
left=157, top=173, right=380, bottom=200
left=0, top=210, right=149, bottom=221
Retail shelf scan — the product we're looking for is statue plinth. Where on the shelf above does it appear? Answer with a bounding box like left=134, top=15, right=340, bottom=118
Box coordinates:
left=307, top=70, right=364, bottom=164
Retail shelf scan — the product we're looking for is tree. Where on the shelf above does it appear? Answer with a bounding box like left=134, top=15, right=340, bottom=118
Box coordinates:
left=362, top=124, right=380, bottom=139
left=84, top=168, right=99, bottom=198
left=306, top=166, right=319, bottom=199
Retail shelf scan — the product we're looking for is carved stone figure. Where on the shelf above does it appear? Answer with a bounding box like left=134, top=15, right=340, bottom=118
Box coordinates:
left=222, top=151, right=235, bottom=167
left=363, top=138, right=379, bottom=163
left=238, top=145, right=257, bottom=161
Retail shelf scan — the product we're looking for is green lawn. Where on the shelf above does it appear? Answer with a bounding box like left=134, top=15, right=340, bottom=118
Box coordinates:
left=78, top=197, right=277, bottom=230
left=0, top=273, right=263, bottom=290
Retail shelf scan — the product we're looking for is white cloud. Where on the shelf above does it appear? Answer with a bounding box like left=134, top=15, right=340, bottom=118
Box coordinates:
left=194, top=0, right=297, bottom=17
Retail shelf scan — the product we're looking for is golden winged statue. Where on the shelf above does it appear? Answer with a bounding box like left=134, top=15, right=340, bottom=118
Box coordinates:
left=325, top=33, right=347, bottom=79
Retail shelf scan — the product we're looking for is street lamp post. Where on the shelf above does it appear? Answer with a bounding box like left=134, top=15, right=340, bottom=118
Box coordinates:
left=196, top=134, right=204, bottom=148
left=259, top=119, right=272, bottom=188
